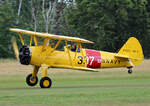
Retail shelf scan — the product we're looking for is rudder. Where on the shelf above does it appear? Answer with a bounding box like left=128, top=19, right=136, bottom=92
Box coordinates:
left=118, top=37, right=144, bottom=66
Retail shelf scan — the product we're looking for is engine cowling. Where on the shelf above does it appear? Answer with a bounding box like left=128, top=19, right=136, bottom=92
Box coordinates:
left=19, top=45, right=31, bottom=65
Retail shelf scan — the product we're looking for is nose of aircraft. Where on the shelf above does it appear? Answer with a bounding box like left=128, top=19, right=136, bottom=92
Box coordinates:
left=19, top=45, right=31, bottom=65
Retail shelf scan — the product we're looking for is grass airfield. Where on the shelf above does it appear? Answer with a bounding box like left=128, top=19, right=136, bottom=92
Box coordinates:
left=0, top=60, right=150, bottom=106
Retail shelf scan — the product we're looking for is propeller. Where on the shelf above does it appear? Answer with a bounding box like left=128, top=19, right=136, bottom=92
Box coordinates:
left=11, top=36, right=31, bottom=65
left=11, top=36, right=19, bottom=60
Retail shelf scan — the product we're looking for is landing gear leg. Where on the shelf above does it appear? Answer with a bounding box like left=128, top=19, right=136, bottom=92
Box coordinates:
left=26, top=66, right=39, bottom=86
left=40, top=64, right=52, bottom=88
left=127, top=67, right=133, bottom=74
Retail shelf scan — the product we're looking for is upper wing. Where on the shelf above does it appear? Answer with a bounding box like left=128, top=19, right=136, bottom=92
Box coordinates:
left=10, top=28, right=94, bottom=44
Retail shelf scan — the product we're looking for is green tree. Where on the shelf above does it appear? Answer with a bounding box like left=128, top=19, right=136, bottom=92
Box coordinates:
left=67, top=0, right=150, bottom=57
left=0, top=0, right=16, bottom=58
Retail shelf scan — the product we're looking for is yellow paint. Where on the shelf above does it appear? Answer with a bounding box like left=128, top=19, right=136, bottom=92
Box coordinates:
left=18, top=33, right=24, bottom=45
left=28, top=37, right=144, bottom=71
left=10, top=28, right=144, bottom=73
left=29, top=45, right=87, bottom=70
left=32, top=66, right=39, bottom=77
left=30, top=36, right=33, bottom=46
left=43, top=80, right=50, bottom=87
left=10, top=28, right=94, bottom=44
left=33, top=35, right=38, bottom=46
left=41, top=64, right=48, bottom=77
left=65, top=40, right=73, bottom=67
left=100, top=51, right=127, bottom=68
left=117, top=37, right=144, bottom=66
left=100, top=37, right=144, bottom=68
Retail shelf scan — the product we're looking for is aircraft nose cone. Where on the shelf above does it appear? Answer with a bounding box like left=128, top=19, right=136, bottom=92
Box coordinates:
left=19, top=45, right=31, bottom=65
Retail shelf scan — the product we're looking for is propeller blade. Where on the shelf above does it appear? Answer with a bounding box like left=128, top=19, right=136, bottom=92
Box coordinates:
left=11, top=36, right=19, bottom=60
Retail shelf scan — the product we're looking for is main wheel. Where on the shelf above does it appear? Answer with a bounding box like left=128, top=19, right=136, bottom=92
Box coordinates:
left=40, top=77, right=52, bottom=88
left=26, top=74, right=38, bottom=86
left=128, top=69, right=132, bottom=74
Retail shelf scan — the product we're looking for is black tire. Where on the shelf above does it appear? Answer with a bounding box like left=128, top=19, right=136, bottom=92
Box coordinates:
left=128, top=69, right=132, bottom=74
left=26, top=74, right=38, bottom=86
left=40, top=77, right=52, bottom=88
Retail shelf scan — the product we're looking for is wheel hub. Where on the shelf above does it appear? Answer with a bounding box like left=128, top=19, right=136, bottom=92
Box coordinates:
left=30, top=77, right=36, bottom=83
left=43, top=80, right=50, bottom=87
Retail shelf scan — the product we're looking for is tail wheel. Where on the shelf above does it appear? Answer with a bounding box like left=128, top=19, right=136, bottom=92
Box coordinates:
left=40, top=77, right=52, bottom=88
left=26, top=74, right=38, bottom=86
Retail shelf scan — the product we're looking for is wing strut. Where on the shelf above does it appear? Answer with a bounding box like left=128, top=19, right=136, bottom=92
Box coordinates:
left=50, top=40, right=61, bottom=53
left=18, top=33, right=24, bottom=45
left=73, top=42, right=80, bottom=61
left=65, top=40, right=73, bottom=67
left=80, top=43, right=86, bottom=67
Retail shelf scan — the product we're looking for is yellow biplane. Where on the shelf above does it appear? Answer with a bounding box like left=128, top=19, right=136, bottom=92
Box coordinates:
left=10, top=28, right=144, bottom=88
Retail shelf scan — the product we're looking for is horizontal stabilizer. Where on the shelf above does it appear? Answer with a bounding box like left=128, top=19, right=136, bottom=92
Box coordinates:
left=115, top=54, right=129, bottom=59
left=115, top=54, right=143, bottom=60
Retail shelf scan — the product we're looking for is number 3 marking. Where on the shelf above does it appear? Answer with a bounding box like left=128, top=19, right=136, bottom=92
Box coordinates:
left=77, top=56, right=95, bottom=65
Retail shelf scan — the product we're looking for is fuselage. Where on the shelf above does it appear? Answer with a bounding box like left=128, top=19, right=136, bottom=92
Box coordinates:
left=28, top=46, right=129, bottom=69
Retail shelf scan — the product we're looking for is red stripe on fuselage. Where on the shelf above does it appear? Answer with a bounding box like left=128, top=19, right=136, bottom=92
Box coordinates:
left=85, top=49, right=101, bottom=68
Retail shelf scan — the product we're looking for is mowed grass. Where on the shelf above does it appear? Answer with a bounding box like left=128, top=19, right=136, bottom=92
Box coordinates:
left=0, top=60, right=150, bottom=106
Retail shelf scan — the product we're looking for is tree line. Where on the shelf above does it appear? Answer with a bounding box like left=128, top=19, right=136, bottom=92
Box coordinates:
left=0, top=0, right=150, bottom=58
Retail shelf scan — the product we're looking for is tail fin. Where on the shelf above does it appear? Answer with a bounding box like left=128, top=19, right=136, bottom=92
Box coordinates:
left=117, top=37, right=144, bottom=66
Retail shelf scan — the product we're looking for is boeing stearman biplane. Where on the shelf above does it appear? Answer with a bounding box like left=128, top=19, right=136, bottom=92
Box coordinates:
left=10, top=28, right=144, bottom=88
